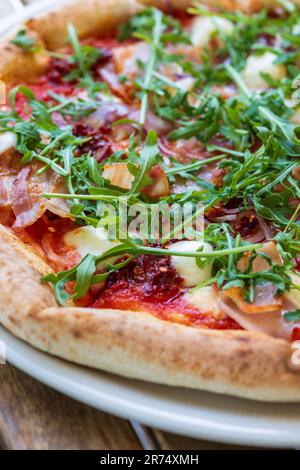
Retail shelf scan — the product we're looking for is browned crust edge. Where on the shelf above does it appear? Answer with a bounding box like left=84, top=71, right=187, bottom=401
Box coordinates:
left=0, top=0, right=142, bottom=83
left=139, top=0, right=298, bottom=13
left=0, top=29, right=50, bottom=83
left=26, top=0, right=142, bottom=50
left=24, top=306, right=300, bottom=402
left=0, top=0, right=299, bottom=402
left=0, top=0, right=295, bottom=83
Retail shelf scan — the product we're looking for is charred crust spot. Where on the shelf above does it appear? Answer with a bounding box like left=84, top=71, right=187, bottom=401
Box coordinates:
left=72, top=328, right=82, bottom=339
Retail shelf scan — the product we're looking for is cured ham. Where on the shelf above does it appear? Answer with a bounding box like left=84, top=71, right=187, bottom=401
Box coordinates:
left=219, top=297, right=292, bottom=340
left=222, top=283, right=283, bottom=314
left=0, top=149, right=70, bottom=230
left=102, top=161, right=170, bottom=198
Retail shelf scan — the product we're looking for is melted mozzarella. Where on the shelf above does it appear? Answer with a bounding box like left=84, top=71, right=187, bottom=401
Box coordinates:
left=186, top=286, right=224, bottom=319
left=191, top=16, right=234, bottom=47
left=165, top=76, right=196, bottom=97
left=219, top=273, right=300, bottom=339
left=114, top=42, right=150, bottom=76
left=64, top=226, right=119, bottom=258
left=0, top=132, right=17, bottom=154
left=168, top=240, right=213, bottom=288
left=285, top=273, right=300, bottom=308
left=242, top=52, right=286, bottom=90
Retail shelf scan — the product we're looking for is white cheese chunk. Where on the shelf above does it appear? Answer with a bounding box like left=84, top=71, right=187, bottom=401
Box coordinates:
left=242, top=52, right=286, bottom=90
left=114, top=42, right=150, bottom=76
left=169, top=240, right=213, bottom=288
left=64, top=226, right=119, bottom=258
left=0, top=132, right=17, bottom=154
left=175, top=77, right=195, bottom=93
left=191, top=16, right=234, bottom=47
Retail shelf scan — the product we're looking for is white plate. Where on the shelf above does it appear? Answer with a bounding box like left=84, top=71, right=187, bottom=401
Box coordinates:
left=1, top=0, right=300, bottom=449
left=0, top=0, right=64, bottom=35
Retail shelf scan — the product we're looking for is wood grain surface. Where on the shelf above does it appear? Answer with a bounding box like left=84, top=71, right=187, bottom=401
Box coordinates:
left=0, top=365, right=142, bottom=450
left=0, top=0, right=260, bottom=451
left=0, top=363, right=252, bottom=450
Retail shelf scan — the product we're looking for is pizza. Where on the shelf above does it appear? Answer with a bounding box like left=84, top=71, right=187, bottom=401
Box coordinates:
left=0, top=0, right=300, bottom=402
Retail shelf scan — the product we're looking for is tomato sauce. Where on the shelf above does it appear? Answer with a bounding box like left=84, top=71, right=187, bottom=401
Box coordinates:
left=21, top=215, right=80, bottom=271
left=16, top=215, right=241, bottom=329
left=5, top=32, right=244, bottom=331
left=91, top=280, right=241, bottom=330
left=89, top=256, right=240, bottom=329
left=86, top=250, right=239, bottom=330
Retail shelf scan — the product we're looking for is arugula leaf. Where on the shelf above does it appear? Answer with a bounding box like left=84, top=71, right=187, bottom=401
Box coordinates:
left=128, top=130, right=160, bottom=195
left=43, top=268, right=78, bottom=306
left=66, top=24, right=101, bottom=82
left=284, top=310, right=300, bottom=322
left=3, top=6, right=300, bottom=307
left=74, top=254, right=97, bottom=300
left=11, top=30, right=38, bottom=53
left=44, top=234, right=266, bottom=304
left=119, top=8, right=189, bottom=125
left=137, top=8, right=163, bottom=125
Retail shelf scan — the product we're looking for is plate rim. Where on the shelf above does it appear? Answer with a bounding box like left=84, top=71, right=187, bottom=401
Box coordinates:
left=1, top=0, right=300, bottom=450
left=2, top=325, right=300, bottom=449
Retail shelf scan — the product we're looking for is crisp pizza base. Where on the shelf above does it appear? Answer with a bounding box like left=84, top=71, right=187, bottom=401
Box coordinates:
left=0, top=0, right=300, bottom=402
left=139, top=0, right=300, bottom=13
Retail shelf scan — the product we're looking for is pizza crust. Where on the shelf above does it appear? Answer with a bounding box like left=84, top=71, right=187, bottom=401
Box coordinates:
left=26, top=0, right=142, bottom=50
left=0, top=30, right=49, bottom=83
left=0, top=225, right=57, bottom=337
left=140, top=0, right=300, bottom=12
left=0, top=0, right=141, bottom=83
left=0, top=224, right=300, bottom=402
left=0, top=0, right=295, bottom=83
left=0, top=0, right=300, bottom=402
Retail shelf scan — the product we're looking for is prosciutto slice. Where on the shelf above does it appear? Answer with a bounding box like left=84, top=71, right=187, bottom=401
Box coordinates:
left=219, top=296, right=299, bottom=340
left=12, top=166, right=70, bottom=230
left=0, top=149, right=70, bottom=230
left=219, top=297, right=291, bottom=339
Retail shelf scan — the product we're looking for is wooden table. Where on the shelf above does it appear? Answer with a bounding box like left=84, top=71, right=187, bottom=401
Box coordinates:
left=0, top=0, right=255, bottom=451
left=0, top=365, right=254, bottom=450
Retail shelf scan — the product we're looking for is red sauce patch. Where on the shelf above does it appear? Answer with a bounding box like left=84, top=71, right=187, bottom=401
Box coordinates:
left=7, top=34, right=242, bottom=331
left=22, top=215, right=80, bottom=271
left=91, top=253, right=241, bottom=330
left=73, top=123, right=112, bottom=161
left=292, top=327, right=300, bottom=342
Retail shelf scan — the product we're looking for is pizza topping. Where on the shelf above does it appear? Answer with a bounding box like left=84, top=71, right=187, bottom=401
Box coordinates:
left=2, top=5, right=300, bottom=336
left=102, top=162, right=134, bottom=190
left=186, top=286, right=225, bottom=320
left=84, top=99, right=128, bottom=129
left=102, top=161, right=169, bottom=197
left=241, top=51, right=286, bottom=90
left=89, top=252, right=240, bottom=329
left=284, top=273, right=300, bottom=309
left=0, top=132, right=17, bottom=154
left=222, top=283, right=283, bottom=314
left=113, top=42, right=150, bottom=78
left=191, top=15, right=234, bottom=48
left=0, top=141, right=70, bottom=229
left=169, top=240, right=213, bottom=287
left=219, top=297, right=292, bottom=339
left=237, top=241, right=282, bottom=273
